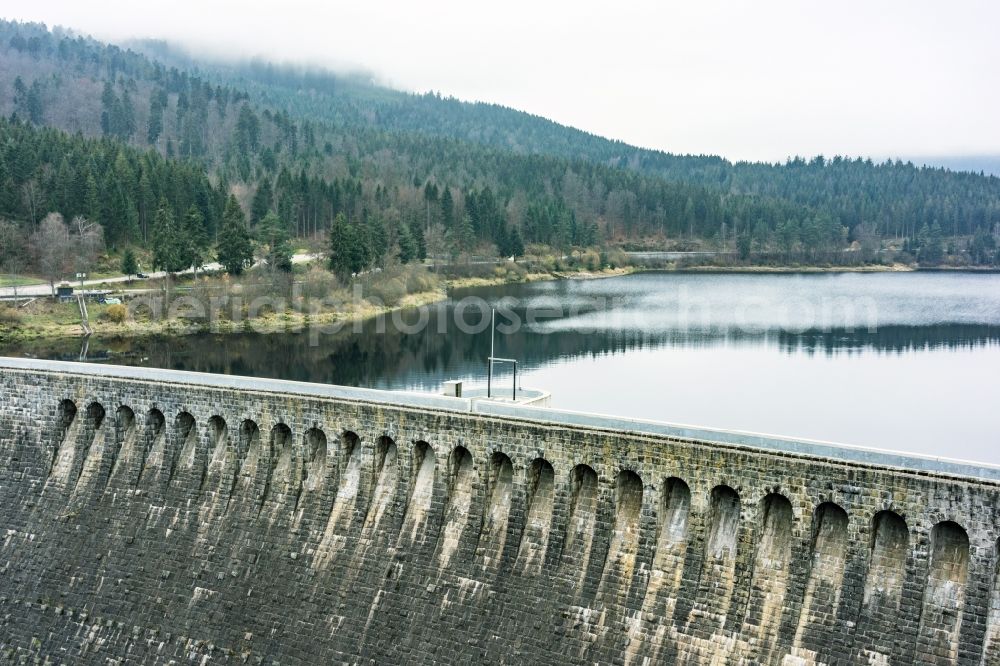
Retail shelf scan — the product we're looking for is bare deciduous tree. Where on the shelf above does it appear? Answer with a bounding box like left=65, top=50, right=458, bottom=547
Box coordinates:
left=33, top=213, right=72, bottom=295
left=31, top=213, right=105, bottom=295
left=69, top=215, right=105, bottom=279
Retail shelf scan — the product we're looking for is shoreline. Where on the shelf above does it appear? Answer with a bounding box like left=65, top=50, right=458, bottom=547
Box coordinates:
left=0, top=289, right=451, bottom=344
left=446, top=266, right=634, bottom=291
left=1, top=261, right=993, bottom=344
left=0, top=266, right=634, bottom=344
left=664, top=263, right=912, bottom=273
left=663, top=263, right=1000, bottom=274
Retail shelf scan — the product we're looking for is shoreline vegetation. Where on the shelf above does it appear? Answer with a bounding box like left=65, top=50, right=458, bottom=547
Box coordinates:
left=2, top=251, right=991, bottom=344
left=0, top=258, right=637, bottom=343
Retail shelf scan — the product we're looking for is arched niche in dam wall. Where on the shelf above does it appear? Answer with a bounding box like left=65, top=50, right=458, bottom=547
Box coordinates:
left=84, top=402, right=106, bottom=436
left=515, top=457, right=555, bottom=576
left=685, top=484, right=741, bottom=639
left=437, top=445, right=475, bottom=569
left=740, top=492, right=794, bottom=656
left=261, top=422, right=296, bottom=516
left=170, top=410, right=198, bottom=487
left=915, top=520, right=970, bottom=665
left=69, top=401, right=109, bottom=498
left=559, top=463, right=599, bottom=596
left=48, top=398, right=78, bottom=475
left=648, top=476, right=691, bottom=614
left=337, top=429, right=363, bottom=509
left=476, top=450, right=513, bottom=572
left=855, top=509, right=910, bottom=661
left=106, top=405, right=136, bottom=488
left=235, top=419, right=261, bottom=500
left=294, top=426, right=329, bottom=520
left=790, top=501, right=849, bottom=661
left=201, top=415, right=230, bottom=493
left=360, top=435, right=398, bottom=537
left=399, top=440, right=437, bottom=548
left=231, top=418, right=274, bottom=516
left=136, top=408, right=165, bottom=486
left=301, top=427, right=328, bottom=495
left=624, top=476, right=692, bottom=664
left=595, top=469, right=644, bottom=607
left=314, top=430, right=364, bottom=569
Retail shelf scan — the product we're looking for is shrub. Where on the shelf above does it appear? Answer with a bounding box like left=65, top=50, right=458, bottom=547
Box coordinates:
left=579, top=249, right=601, bottom=271
left=0, top=304, right=23, bottom=325
left=299, top=266, right=341, bottom=300
left=538, top=254, right=558, bottom=271
left=493, top=263, right=528, bottom=282
left=403, top=266, right=438, bottom=293
left=605, top=248, right=629, bottom=269
left=367, top=277, right=407, bottom=307
left=356, top=264, right=440, bottom=307
left=102, top=303, right=128, bottom=323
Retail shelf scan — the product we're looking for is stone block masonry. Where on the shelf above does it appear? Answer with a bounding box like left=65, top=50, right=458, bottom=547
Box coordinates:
left=0, top=358, right=999, bottom=665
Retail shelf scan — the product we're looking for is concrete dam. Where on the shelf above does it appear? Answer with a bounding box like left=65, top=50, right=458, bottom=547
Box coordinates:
left=1, top=358, right=999, bottom=665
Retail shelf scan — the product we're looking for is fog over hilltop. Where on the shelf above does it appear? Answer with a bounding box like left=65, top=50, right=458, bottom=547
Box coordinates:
left=3, top=0, right=999, bottom=163
left=123, top=36, right=1000, bottom=178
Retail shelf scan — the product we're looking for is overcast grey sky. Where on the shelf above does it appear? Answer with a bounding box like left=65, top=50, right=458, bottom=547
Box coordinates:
left=4, top=0, right=999, bottom=162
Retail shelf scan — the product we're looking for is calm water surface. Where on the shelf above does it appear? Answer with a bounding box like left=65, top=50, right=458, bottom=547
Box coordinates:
left=5, top=271, right=1000, bottom=463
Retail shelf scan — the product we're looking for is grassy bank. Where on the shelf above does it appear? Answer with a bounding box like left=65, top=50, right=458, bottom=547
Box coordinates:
left=0, top=275, right=45, bottom=288
left=446, top=265, right=634, bottom=290
left=0, top=288, right=450, bottom=342
left=0, top=260, right=633, bottom=343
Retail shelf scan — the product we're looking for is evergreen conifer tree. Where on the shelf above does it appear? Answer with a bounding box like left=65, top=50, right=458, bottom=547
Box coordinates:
left=216, top=195, right=254, bottom=275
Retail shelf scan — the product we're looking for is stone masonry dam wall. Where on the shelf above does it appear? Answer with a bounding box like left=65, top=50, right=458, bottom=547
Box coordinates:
left=1, top=358, right=1000, bottom=665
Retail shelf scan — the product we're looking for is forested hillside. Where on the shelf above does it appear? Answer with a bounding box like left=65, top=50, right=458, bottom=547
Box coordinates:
left=1, top=18, right=999, bottom=273
left=0, top=117, right=221, bottom=245
left=131, top=38, right=1000, bottom=244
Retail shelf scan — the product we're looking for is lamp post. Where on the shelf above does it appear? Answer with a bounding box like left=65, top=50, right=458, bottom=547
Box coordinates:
left=486, top=306, right=518, bottom=400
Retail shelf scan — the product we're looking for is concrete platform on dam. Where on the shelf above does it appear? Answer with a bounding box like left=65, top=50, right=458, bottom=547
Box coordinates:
left=1, top=356, right=1000, bottom=664
left=453, top=385, right=553, bottom=407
